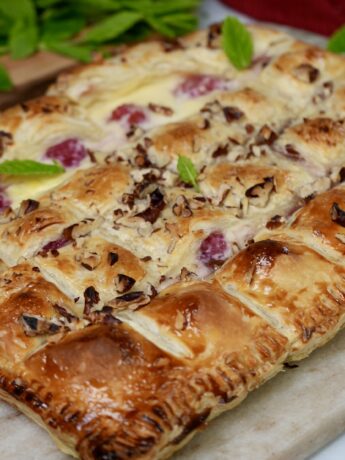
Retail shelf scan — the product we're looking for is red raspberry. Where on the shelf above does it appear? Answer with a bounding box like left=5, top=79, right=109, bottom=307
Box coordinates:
left=45, top=139, right=86, bottom=168
left=199, top=231, right=229, bottom=266
left=174, top=74, right=229, bottom=98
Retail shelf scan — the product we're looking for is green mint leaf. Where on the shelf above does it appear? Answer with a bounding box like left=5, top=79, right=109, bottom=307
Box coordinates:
left=0, top=64, right=13, bottom=92
left=126, top=0, right=201, bottom=15
left=222, top=16, right=253, bottom=70
left=177, top=155, right=200, bottom=192
left=0, top=160, right=65, bottom=175
left=0, top=0, right=36, bottom=22
left=146, top=16, right=176, bottom=38
left=9, top=17, right=38, bottom=59
left=327, top=25, right=345, bottom=53
left=43, top=40, right=93, bottom=62
left=160, top=13, right=198, bottom=35
left=42, top=17, right=86, bottom=42
left=82, top=11, right=142, bottom=43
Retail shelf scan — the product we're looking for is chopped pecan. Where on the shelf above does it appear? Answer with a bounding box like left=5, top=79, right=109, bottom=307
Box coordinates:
left=331, top=202, right=345, bottom=227
left=20, top=314, right=65, bottom=337
left=284, top=144, right=301, bottom=160
left=212, top=144, right=229, bottom=158
left=108, top=252, right=119, bottom=266
left=115, top=274, right=136, bottom=293
left=172, top=195, right=193, bottom=217
left=148, top=103, right=174, bottom=116
left=83, top=286, right=100, bottom=315
left=77, top=251, right=101, bottom=271
left=266, top=215, right=285, bottom=230
left=245, top=177, right=275, bottom=208
left=223, top=106, right=244, bottom=123
left=113, top=291, right=151, bottom=310
left=19, top=199, right=40, bottom=216
left=293, top=63, right=320, bottom=83
left=256, top=125, right=278, bottom=145
left=179, top=267, right=197, bottom=281
left=207, top=22, right=221, bottom=48
left=53, top=304, right=77, bottom=323
left=0, top=131, right=13, bottom=157
left=136, top=188, right=165, bottom=224
left=121, top=193, right=136, bottom=209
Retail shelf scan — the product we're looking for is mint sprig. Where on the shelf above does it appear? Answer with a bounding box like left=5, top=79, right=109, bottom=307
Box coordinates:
left=222, top=16, right=253, bottom=70
left=327, top=25, right=345, bottom=54
left=0, top=0, right=202, bottom=91
left=0, top=160, right=65, bottom=175
left=177, top=155, right=200, bottom=192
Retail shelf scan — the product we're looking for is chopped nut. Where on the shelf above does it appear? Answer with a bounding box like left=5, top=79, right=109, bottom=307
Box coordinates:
left=115, top=274, right=136, bottom=293
left=223, top=106, right=244, bottom=123
left=148, top=103, right=174, bottom=116
left=83, top=286, right=100, bottom=315
left=245, top=177, right=275, bottom=208
left=108, top=252, right=119, bottom=266
left=331, top=202, right=345, bottom=227
left=136, top=188, right=165, bottom=224
left=256, top=125, right=278, bottom=145
left=172, top=195, right=193, bottom=217
left=19, top=199, right=40, bottom=216
left=293, top=63, right=320, bottom=83
left=20, top=314, right=66, bottom=337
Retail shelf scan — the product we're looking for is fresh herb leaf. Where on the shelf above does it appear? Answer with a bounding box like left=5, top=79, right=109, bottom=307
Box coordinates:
left=146, top=16, right=176, bottom=38
left=0, top=64, right=13, bottom=91
left=82, top=11, right=142, bottom=43
left=222, top=16, right=253, bottom=70
left=0, top=0, right=36, bottom=22
left=9, top=18, right=38, bottom=59
left=327, top=25, right=345, bottom=53
left=0, top=0, right=202, bottom=91
left=126, top=0, right=200, bottom=15
left=0, top=160, right=65, bottom=175
left=43, top=40, right=93, bottom=62
left=177, top=155, right=200, bottom=192
left=42, top=16, right=86, bottom=41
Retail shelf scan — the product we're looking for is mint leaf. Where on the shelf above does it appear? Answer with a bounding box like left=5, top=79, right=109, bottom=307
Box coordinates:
left=327, top=25, right=345, bottom=53
left=0, top=160, right=65, bottom=175
left=42, top=17, right=86, bottom=42
left=0, top=0, right=36, bottom=22
left=82, top=11, right=142, bottom=43
left=9, top=18, right=38, bottom=59
left=43, top=40, right=93, bottom=62
left=0, top=64, right=12, bottom=91
left=222, top=16, right=253, bottom=70
left=177, top=155, right=200, bottom=192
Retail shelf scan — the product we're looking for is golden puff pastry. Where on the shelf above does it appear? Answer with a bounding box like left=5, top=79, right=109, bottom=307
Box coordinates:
left=1, top=281, right=287, bottom=459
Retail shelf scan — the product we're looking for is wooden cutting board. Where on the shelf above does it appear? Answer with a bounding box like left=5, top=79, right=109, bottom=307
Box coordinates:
left=0, top=52, right=75, bottom=110
left=1, top=328, right=345, bottom=460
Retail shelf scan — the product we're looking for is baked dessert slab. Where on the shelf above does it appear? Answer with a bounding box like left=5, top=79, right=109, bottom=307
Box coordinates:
left=0, top=20, right=345, bottom=460
left=0, top=281, right=288, bottom=460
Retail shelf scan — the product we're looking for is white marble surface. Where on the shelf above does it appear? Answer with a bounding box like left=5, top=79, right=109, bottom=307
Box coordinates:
left=1, top=1, right=344, bottom=459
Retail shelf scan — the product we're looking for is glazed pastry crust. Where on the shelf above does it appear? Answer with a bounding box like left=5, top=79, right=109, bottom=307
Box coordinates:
left=1, top=21, right=345, bottom=460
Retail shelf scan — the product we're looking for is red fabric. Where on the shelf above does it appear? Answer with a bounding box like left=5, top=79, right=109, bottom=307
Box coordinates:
left=221, top=0, right=345, bottom=36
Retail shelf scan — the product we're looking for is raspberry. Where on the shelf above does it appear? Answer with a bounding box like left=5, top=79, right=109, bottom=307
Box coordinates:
left=174, top=74, right=229, bottom=98
left=0, top=187, right=10, bottom=212
left=110, top=104, right=147, bottom=126
left=45, top=139, right=87, bottom=168
left=199, top=231, right=228, bottom=266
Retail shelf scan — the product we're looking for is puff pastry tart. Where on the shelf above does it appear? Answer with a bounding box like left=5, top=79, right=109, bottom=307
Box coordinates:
left=1, top=21, right=345, bottom=459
